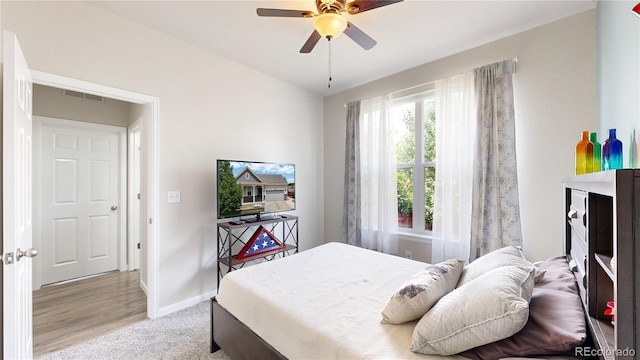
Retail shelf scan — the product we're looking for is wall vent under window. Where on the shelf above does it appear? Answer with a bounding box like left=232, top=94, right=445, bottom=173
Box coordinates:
left=63, top=89, right=104, bottom=102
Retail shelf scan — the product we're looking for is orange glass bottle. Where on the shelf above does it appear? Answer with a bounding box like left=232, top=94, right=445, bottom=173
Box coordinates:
left=576, top=131, right=594, bottom=174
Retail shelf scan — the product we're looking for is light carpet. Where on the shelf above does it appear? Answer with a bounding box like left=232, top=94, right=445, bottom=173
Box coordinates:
left=39, top=301, right=230, bottom=360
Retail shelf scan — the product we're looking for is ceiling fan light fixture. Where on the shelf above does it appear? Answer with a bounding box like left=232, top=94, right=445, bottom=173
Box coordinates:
left=313, top=13, right=347, bottom=39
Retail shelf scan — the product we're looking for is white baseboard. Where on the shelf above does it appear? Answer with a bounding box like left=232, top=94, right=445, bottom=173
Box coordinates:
left=156, top=290, right=218, bottom=318
left=140, top=278, right=148, bottom=296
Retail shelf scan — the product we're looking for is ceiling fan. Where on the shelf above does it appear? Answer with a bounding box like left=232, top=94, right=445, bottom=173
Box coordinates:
left=257, top=0, right=404, bottom=53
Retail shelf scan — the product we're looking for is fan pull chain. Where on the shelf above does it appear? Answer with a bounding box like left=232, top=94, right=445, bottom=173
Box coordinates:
left=328, top=37, right=332, bottom=88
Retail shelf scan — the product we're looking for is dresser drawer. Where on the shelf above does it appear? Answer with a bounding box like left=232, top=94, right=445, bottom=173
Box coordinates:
left=568, top=189, right=587, bottom=243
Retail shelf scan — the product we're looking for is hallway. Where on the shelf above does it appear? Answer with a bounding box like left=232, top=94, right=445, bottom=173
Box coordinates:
left=33, top=270, right=146, bottom=357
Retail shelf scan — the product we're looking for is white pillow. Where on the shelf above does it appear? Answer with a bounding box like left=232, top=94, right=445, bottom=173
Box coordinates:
left=457, top=246, right=545, bottom=286
left=381, top=259, right=464, bottom=324
left=411, top=265, right=535, bottom=355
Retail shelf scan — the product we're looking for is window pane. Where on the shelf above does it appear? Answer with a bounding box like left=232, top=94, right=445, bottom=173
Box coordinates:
left=397, top=168, right=413, bottom=229
left=423, top=98, right=436, bottom=163
left=424, top=167, right=435, bottom=231
left=392, top=103, right=415, bottom=164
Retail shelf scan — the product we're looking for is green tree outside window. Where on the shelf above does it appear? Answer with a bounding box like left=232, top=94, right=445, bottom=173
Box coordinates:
left=393, top=98, right=436, bottom=231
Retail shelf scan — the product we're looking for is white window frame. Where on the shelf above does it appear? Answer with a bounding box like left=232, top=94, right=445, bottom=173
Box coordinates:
left=391, top=88, right=436, bottom=237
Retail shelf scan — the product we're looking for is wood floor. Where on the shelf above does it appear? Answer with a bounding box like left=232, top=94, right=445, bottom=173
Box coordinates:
left=33, top=270, right=147, bottom=358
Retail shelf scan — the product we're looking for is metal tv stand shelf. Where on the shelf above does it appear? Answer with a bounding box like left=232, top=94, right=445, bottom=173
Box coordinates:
left=216, top=215, right=298, bottom=288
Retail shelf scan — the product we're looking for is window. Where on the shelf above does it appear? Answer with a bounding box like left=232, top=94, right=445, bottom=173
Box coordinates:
left=390, top=92, right=436, bottom=233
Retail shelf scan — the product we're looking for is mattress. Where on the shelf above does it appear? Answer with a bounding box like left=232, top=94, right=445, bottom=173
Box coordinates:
left=216, top=242, right=465, bottom=359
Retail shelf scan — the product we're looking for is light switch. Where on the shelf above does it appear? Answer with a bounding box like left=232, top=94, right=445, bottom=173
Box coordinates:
left=168, top=191, right=181, bottom=203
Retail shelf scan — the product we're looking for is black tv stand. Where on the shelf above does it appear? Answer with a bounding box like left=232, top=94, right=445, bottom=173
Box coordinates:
left=216, top=215, right=299, bottom=288
left=244, top=214, right=282, bottom=223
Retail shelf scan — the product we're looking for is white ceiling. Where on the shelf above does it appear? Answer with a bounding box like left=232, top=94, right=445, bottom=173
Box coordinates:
left=87, top=0, right=596, bottom=96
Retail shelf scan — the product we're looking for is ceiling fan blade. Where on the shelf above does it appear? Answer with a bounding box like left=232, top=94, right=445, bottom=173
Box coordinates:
left=346, top=0, right=403, bottom=15
left=344, top=22, right=376, bottom=50
left=256, top=8, right=314, bottom=18
left=300, top=30, right=322, bottom=53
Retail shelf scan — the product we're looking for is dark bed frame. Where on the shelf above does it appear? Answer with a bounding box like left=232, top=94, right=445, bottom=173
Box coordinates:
left=210, top=297, right=286, bottom=359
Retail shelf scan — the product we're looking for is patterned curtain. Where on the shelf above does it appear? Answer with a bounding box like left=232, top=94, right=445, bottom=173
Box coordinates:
left=341, top=101, right=362, bottom=246
left=470, top=60, right=522, bottom=261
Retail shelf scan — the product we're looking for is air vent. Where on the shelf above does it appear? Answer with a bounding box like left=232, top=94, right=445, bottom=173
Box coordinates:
left=63, top=89, right=104, bottom=102
left=85, top=93, right=103, bottom=102
left=64, top=90, right=84, bottom=98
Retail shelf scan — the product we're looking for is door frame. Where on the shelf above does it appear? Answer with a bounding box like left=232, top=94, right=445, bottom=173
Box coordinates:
left=128, top=118, right=142, bottom=271
left=31, top=70, right=161, bottom=319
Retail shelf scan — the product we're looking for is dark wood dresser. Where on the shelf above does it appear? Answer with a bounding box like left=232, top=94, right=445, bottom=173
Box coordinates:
left=564, top=170, right=640, bottom=359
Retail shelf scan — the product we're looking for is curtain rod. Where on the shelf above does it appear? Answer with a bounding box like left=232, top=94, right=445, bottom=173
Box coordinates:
left=341, top=81, right=434, bottom=108
left=343, top=56, right=519, bottom=108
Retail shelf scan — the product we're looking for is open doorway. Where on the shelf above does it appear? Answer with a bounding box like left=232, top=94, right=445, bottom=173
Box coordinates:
left=32, top=86, right=138, bottom=286
left=28, top=75, right=158, bottom=355
left=31, top=85, right=143, bottom=356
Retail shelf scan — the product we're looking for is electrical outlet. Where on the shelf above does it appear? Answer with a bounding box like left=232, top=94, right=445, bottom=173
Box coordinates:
left=405, top=250, right=412, bottom=259
left=167, top=191, right=181, bottom=203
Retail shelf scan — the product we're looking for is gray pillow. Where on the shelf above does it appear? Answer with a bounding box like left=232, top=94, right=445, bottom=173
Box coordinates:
left=411, top=265, right=535, bottom=355
left=457, top=246, right=545, bottom=286
left=381, top=259, right=464, bottom=324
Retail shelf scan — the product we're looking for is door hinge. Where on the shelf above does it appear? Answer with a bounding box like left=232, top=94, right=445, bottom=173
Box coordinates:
left=3, top=252, right=15, bottom=265
left=137, top=193, right=141, bottom=200
left=137, top=243, right=141, bottom=250
left=149, top=218, right=153, bottom=224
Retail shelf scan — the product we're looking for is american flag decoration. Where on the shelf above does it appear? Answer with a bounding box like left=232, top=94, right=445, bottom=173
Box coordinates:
left=236, top=225, right=283, bottom=260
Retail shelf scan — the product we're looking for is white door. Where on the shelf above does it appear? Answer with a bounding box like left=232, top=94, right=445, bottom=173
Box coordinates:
left=3, top=31, right=35, bottom=360
left=38, top=117, right=123, bottom=285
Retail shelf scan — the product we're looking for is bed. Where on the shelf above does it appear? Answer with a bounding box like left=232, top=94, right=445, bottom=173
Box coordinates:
left=211, top=242, right=591, bottom=359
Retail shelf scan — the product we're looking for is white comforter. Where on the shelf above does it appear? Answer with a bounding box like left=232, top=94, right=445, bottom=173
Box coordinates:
left=216, top=242, right=465, bottom=359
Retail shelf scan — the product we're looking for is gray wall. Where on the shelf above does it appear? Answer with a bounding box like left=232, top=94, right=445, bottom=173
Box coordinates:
left=33, top=84, right=133, bottom=127
left=2, top=1, right=324, bottom=314
left=597, top=0, right=640, bottom=165
left=323, top=10, right=597, bottom=262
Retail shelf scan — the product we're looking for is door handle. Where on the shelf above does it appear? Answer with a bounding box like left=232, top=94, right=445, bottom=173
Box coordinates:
left=111, top=205, right=118, bottom=211
left=16, top=247, right=38, bottom=262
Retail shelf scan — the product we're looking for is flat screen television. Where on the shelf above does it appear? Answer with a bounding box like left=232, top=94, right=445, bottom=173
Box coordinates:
left=216, top=159, right=295, bottom=222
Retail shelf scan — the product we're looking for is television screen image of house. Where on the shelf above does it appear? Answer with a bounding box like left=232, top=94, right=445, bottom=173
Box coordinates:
left=218, top=160, right=295, bottom=217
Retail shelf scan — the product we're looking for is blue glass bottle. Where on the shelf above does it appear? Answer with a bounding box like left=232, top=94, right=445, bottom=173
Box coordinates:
left=602, top=129, right=623, bottom=170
